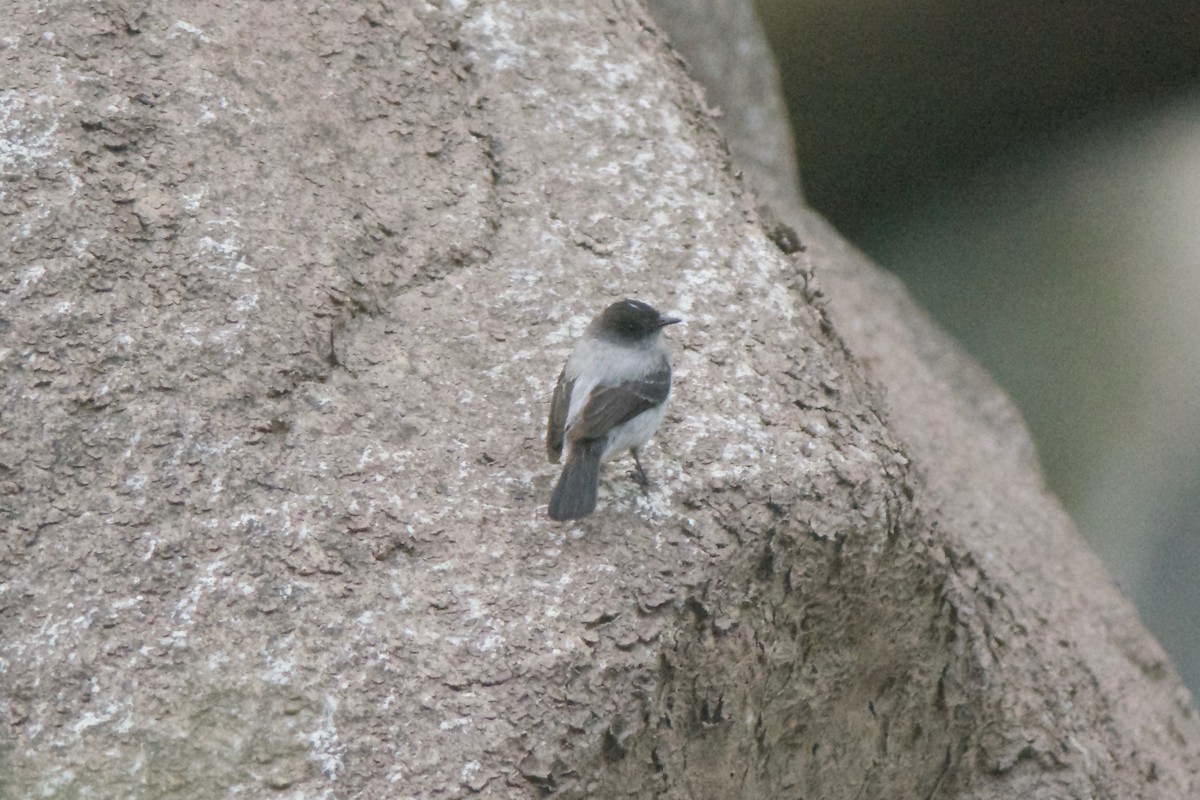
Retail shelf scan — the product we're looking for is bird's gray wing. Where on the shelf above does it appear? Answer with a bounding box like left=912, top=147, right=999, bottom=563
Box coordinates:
left=571, top=362, right=671, bottom=442
left=546, top=367, right=573, bottom=463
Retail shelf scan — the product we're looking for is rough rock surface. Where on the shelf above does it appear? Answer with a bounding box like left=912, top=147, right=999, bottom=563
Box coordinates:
left=1, top=1, right=1196, bottom=798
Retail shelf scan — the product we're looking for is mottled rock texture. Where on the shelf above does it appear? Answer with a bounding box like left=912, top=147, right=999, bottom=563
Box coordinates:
left=1, top=1, right=1195, bottom=798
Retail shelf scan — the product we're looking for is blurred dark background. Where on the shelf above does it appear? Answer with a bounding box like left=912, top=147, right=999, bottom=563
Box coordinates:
left=753, top=0, right=1200, bottom=693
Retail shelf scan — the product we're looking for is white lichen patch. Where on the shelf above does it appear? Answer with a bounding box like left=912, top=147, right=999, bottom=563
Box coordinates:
left=0, top=93, right=65, bottom=175
left=305, top=694, right=343, bottom=780
left=261, top=634, right=299, bottom=685
left=170, top=19, right=211, bottom=42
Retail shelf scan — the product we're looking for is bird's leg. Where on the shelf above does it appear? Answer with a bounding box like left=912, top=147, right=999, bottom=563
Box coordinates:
left=630, top=448, right=650, bottom=489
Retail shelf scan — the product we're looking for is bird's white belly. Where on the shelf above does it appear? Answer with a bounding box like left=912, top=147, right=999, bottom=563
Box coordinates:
left=600, top=401, right=668, bottom=461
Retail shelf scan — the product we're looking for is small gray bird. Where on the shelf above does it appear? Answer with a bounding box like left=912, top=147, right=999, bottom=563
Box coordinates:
left=546, top=299, right=681, bottom=521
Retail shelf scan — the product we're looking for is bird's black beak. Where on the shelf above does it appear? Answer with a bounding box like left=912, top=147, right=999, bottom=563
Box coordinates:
left=656, top=315, right=682, bottom=328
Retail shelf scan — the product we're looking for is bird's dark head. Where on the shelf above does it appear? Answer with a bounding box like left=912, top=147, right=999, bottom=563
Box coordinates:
left=591, top=299, right=681, bottom=343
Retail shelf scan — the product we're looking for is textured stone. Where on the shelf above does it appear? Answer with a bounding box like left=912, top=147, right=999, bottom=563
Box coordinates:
left=0, top=1, right=1196, bottom=799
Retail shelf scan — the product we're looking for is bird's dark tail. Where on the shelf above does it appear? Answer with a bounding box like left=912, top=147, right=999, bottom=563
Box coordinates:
left=548, top=439, right=604, bottom=521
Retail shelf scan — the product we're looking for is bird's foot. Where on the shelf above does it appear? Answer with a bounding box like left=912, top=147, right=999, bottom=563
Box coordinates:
left=630, top=448, right=650, bottom=491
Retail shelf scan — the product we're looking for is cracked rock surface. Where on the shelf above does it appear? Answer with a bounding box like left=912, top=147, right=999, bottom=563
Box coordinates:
left=1, top=2, right=1196, bottom=798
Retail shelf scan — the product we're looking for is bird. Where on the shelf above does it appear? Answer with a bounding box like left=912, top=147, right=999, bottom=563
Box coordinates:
left=545, top=299, right=681, bottom=521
